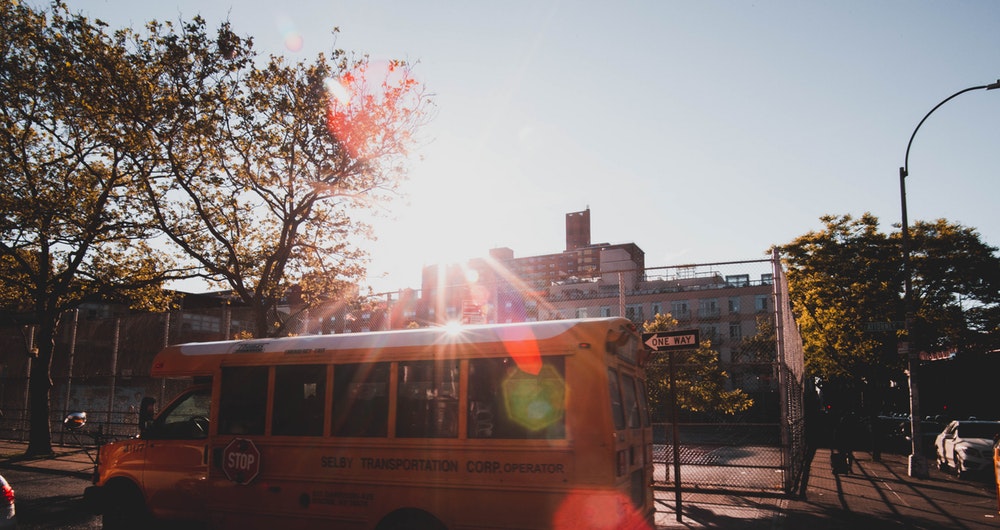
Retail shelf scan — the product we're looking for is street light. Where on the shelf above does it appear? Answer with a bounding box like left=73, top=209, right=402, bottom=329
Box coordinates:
left=899, top=79, right=1000, bottom=478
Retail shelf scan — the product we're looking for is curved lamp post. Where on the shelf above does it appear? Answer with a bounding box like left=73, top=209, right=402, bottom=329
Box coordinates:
left=899, top=79, right=1000, bottom=478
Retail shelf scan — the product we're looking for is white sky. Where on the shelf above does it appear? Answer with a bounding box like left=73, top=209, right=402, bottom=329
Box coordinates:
left=58, top=1, right=1000, bottom=293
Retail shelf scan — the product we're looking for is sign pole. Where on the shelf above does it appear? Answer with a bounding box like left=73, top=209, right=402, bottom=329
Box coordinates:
left=669, top=350, right=682, bottom=523
left=642, top=328, right=698, bottom=523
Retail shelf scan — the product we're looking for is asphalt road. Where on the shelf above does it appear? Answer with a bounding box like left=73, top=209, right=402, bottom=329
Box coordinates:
left=2, top=469, right=99, bottom=529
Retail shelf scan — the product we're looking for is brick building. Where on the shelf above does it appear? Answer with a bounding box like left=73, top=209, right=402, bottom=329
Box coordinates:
left=416, top=208, right=776, bottom=375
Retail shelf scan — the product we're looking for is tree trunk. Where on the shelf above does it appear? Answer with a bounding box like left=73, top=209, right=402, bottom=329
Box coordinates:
left=25, top=323, right=56, bottom=456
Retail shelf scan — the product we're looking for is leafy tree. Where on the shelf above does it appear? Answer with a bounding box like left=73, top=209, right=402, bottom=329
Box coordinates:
left=734, top=314, right=778, bottom=364
left=138, top=19, right=432, bottom=337
left=0, top=0, right=178, bottom=455
left=777, top=213, right=1000, bottom=412
left=643, top=313, right=753, bottom=419
left=777, top=214, right=899, bottom=387
left=906, top=218, right=1000, bottom=355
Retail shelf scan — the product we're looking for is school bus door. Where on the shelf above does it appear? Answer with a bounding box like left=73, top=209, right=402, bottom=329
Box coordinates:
left=140, top=386, right=212, bottom=520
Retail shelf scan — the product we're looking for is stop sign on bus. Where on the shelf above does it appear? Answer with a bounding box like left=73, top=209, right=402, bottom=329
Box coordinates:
left=222, top=438, right=261, bottom=485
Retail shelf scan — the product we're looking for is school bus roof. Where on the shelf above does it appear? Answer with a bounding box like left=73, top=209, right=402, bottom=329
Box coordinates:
left=150, top=317, right=637, bottom=377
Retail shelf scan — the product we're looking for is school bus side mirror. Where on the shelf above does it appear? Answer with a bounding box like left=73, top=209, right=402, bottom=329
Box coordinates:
left=63, top=411, right=87, bottom=431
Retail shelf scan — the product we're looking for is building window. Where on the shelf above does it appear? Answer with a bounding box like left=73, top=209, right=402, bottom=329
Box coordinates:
left=625, top=304, right=643, bottom=323
left=182, top=313, right=221, bottom=333
left=761, top=273, right=774, bottom=285
left=576, top=308, right=588, bottom=318
left=698, top=298, right=719, bottom=318
left=755, top=295, right=769, bottom=313
left=600, top=306, right=612, bottom=317
left=729, top=322, right=742, bottom=341
left=671, top=300, right=689, bottom=319
left=728, top=297, right=741, bottom=314
left=651, top=302, right=662, bottom=316
left=726, top=274, right=749, bottom=287
left=700, top=325, right=719, bottom=343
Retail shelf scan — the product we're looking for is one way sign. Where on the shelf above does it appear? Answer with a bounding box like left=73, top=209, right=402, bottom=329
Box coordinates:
left=642, top=329, right=700, bottom=352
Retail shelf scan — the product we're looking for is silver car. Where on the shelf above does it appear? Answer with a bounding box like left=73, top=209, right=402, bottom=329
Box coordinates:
left=935, top=420, right=1000, bottom=478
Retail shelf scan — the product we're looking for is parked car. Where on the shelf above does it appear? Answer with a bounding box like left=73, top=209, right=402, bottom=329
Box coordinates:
left=935, top=420, right=1000, bottom=478
left=994, top=438, right=1000, bottom=513
left=880, top=415, right=942, bottom=456
left=0, top=473, right=15, bottom=529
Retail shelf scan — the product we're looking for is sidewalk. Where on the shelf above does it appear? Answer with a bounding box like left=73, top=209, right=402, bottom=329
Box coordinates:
left=656, top=448, right=1000, bottom=529
left=0, top=439, right=96, bottom=479
left=0, top=440, right=997, bottom=529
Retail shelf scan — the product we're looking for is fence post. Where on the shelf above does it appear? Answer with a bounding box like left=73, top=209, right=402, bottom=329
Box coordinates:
left=772, top=248, right=801, bottom=493
left=222, top=304, right=231, bottom=341
left=60, top=309, right=79, bottom=446
left=107, top=318, right=120, bottom=430
left=20, top=325, right=34, bottom=442
left=618, top=271, right=625, bottom=317
left=160, top=312, right=171, bottom=404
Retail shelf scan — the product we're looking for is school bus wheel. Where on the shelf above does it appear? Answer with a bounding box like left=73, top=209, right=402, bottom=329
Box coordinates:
left=375, top=508, right=447, bottom=530
left=101, top=480, right=151, bottom=530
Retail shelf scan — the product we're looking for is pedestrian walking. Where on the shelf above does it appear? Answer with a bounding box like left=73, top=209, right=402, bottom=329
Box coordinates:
left=832, top=412, right=858, bottom=474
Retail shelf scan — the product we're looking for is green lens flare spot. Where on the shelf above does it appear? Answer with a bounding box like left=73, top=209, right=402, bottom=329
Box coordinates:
left=502, top=364, right=566, bottom=431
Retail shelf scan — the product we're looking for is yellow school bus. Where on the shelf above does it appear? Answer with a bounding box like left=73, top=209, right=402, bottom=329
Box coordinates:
left=85, top=317, right=654, bottom=530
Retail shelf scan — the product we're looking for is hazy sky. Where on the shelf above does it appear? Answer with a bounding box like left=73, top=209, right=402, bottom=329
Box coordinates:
left=57, top=1, right=1000, bottom=293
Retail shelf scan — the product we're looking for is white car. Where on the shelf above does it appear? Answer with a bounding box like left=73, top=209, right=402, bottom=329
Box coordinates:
left=0, top=474, right=14, bottom=529
left=935, top=420, right=1000, bottom=478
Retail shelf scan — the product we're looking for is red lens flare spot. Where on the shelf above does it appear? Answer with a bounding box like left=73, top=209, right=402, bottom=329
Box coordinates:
left=324, top=60, right=421, bottom=159
left=553, top=489, right=651, bottom=530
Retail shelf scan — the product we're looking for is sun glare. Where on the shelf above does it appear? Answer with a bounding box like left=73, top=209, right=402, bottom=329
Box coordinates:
left=444, top=320, right=464, bottom=335
left=323, top=77, right=351, bottom=104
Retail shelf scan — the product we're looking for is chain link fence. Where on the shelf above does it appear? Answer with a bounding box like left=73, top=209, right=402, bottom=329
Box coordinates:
left=0, top=253, right=805, bottom=492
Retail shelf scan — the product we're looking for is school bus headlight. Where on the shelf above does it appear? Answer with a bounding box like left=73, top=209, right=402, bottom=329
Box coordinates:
left=502, top=364, right=566, bottom=431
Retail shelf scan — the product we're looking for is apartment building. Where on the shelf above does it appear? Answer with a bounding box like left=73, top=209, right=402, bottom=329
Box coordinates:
left=417, top=208, right=776, bottom=372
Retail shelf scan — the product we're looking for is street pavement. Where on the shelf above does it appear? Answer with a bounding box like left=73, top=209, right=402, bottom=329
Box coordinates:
left=0, top=440, right=997, bottom=529
left=656, top=449, right=999, bottom=529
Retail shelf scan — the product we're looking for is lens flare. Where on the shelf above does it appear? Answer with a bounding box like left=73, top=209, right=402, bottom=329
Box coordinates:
left=324, top=59, right=421, bottom=159
left=323, top=77, right=351, bottom=104
left=553, top=489, right=652, bottom=530
left=502, top=364, right=565, bottom=431
left=444, top=320, right=463, bottom=335
left=275, top=15, right=303, bottom=52
left=284, top=33, right=304, bottom=52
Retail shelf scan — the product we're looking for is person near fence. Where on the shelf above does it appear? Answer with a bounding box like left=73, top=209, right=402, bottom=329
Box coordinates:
left=833, top=412, right=859, bottom=473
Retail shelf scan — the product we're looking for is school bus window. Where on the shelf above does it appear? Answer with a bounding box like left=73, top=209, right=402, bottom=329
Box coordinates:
left=396, top=360, right=459, bottom=438
left=333, top=362, right=389, bottom=437
left=469, top=357, right=567, bottom=440
left=272, top=364, right=326, bottom=436
left=219, top=366, right=267, bottom=435
left=620, top=373, right=640, bottom=429
left=148, top=388, right=211, bottom=440
left=608, top=368, right=626, bottom=430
